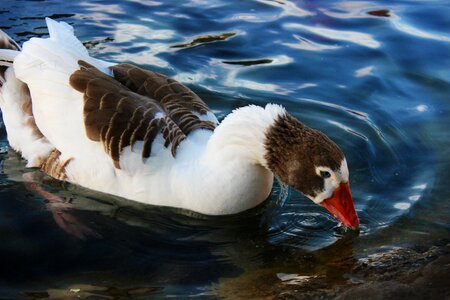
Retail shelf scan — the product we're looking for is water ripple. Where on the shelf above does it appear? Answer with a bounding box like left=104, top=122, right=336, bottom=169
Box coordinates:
left=391, top=18, right=450, bottom=42
left=284, top=23, right=381, bottom=49
left=0, top=0, right=447, bottom=296
left=282, top=34, right=340, bottom=51
left=255, top=0, right=314, bottom=17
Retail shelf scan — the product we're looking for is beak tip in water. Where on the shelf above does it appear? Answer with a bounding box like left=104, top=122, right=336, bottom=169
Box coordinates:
left=321, top=182, right=360, bottom=231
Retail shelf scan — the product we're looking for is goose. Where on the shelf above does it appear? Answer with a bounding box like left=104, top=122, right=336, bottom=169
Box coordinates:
left=0, top=18, right=359, bottom=229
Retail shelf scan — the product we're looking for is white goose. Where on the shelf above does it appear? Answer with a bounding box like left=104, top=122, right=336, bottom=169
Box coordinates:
left=0, top=18, right=359, bottom=229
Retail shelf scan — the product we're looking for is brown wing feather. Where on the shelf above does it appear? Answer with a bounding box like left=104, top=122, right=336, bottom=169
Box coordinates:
left=40, top=149, right=73, bottom=181
left=69, top=60, right=216, bottom=168
left=111, top=64, right=214, bottom=128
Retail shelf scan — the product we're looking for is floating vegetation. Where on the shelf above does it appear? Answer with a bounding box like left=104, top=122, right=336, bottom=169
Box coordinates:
left=83, top=37, right=114, bottom=49
left=171, top=32, right=235, bottom=48
left=367, top=9, right=391, bottom=17
left=222, top=58, right=273, bottom=66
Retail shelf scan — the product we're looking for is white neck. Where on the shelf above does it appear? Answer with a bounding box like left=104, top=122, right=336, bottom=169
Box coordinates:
left=165, top=104, right=287, bottom=215
left=204, top=104, right=287, bottom=168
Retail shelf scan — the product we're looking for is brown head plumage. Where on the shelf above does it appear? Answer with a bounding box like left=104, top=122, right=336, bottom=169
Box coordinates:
left=265, top=113, right=344, bottom=197
left=264, top=113, right=359, bottom=229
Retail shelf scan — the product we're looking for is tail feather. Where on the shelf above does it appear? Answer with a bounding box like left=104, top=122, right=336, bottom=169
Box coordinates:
left=0, top=28, right=54, bottom=167
left=14, top=18, right=113, bottom=77
left=1, top=18, right=115, bottom=167
left=45, top=17, right=89, bottom=57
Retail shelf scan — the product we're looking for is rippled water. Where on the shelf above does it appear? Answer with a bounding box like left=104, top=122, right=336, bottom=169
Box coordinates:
left=0, top=0, right=449, bottom=298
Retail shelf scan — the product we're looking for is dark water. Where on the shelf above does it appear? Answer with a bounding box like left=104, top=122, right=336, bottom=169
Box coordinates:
left=0, top=0, right=449, bottom=298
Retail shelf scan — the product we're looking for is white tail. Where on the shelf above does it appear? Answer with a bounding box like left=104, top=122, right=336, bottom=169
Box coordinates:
left=45, top=17, right=89, bottom=57
left=0, top=26, right=54, bottom=167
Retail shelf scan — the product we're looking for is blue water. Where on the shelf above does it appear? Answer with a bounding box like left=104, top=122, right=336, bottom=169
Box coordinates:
left=0, top=0, right=449, bottom=298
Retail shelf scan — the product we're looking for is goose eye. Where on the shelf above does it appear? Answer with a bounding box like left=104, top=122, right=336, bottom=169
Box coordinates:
left=320, top=171, right=331, bottom=178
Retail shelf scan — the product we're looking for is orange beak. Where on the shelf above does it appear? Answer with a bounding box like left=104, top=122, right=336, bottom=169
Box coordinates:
left=321, top=182, right=359, bottom=230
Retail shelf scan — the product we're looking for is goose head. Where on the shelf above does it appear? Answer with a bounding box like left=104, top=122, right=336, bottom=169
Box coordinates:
left=265, top=113, right=360, bottom=230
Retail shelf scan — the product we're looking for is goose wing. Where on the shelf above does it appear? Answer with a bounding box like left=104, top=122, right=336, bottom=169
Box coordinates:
left=69, top=60, right=217, bottom=168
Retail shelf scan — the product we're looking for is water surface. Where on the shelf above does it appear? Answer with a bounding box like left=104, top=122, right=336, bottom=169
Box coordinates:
left=0, top=0, right=449, bottom=298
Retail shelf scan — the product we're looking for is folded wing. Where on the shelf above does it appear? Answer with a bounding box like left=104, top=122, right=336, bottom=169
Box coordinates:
left=70, top=61, right=217, bottom=168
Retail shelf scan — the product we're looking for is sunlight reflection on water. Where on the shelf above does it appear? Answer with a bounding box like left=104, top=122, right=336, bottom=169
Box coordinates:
left=0, top=0, right=449, bottom=297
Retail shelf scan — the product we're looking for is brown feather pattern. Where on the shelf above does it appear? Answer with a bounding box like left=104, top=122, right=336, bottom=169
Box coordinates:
left=265, top=114, right=344, bottom=197
left=40, top=149, right=73, bottom=181
left=69, top=61, right=216, bottom=168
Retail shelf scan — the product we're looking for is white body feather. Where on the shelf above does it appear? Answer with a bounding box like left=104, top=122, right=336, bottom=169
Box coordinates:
left=0, top=18, right=286, bottom=215
left=0, top=68, right=54, bottom=167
